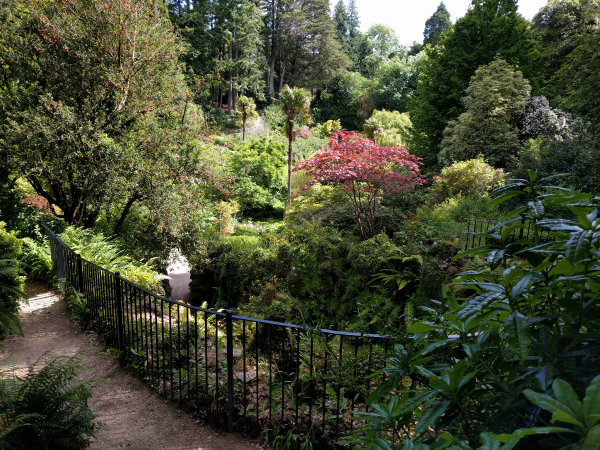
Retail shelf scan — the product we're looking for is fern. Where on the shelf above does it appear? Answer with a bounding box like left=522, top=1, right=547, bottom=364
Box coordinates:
left=0, top=259, right=25, bottom=339
left=0, top=351, right=100, bottom=449
left=19, top=237, right=53, bottom=282
left=60, top=226, right=168, bottom=294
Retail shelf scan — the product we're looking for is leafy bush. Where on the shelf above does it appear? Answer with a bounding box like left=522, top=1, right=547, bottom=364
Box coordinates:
left=190, top=220, right=463, bottom=333
left=19, top=236, right=53, bottom=282
left=348, top=173, right=600, bottom=449
left=312, top=119, right=341, bottom=139
left=367, top=109, right=412, bottom=148
left=263, top=102, right=287, bottom=132
left=227, top=137, right=287, bottom=203
left=0, top=222, right=25, bottom=339
left=428, top=157, right=506, bottom=205
left=59, top=227, right=168, bottom=295
left=0, top=352, right=100, bottom=449
left=417, top=192, right=504, bottom=243
left=207, top=108, right=241, bottom=130
left=273, top=134, right=329, bottom=163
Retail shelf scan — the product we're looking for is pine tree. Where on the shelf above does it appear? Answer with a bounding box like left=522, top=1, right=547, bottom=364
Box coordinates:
left=347, top=0, right=360, bottom=37
left=423, top=2, right=451, bottom=47
left=333, top=0, right=349, bottom=43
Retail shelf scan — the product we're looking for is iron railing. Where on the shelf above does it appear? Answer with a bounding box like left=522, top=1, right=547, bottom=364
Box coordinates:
left=41, top=224, right=392, bottom=444
left=464, top=218, right=552, bottom=250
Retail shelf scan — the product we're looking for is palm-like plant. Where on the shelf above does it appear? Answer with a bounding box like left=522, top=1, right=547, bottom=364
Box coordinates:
left=363, top=117, right=384, bottom=144
left=280, top=85, right=312, bottom=206
left=235, top=95, right=258, bottom=142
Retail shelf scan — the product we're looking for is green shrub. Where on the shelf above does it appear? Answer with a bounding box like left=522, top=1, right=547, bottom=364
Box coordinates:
left=226, top=137, right=287, bottom=215
left=367, top=109, right=412, bottom=148
left=19, top=236, right=53, bottom=282
left=207, top=108, right=241, bottom=130
left=415, top=192, right=503, bottom=245
left=348, top=173, right=600, bottom=449
left=263, top=103, right=287, bottom=132
left=312, top=119, right=341, bottom=139
left=0, top=222, right=25, bottom=339
left=273, top=135, right=329, bottom=162
left=0, top=352, right=100, bottom=449
left=428, top=157, right=506, bottom=205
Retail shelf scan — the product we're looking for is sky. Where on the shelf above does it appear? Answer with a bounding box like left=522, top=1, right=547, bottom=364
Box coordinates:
left=330, top=0, right=550, bottom=46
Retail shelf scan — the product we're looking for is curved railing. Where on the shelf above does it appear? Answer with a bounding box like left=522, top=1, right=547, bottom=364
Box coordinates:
left=41, top=224, right=393, bottom=445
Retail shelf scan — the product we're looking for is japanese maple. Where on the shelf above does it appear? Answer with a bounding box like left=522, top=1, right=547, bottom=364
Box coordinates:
left=293, top=130, right=426, bottom=239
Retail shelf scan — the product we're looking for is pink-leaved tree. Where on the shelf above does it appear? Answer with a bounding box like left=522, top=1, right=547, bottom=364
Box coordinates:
left=293, top=130, right=426, bottom=239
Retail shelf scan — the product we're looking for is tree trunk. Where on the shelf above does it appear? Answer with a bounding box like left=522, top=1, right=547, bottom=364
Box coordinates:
left=242, top=116, right=246, bottom=141
left=287, top=134, right=293, bottom=207
left=278, top=64, right=286, bottom=99
left=227, top=44, right=233, bottom=114
left=113, top=194, right=139, bottom=236
left=269, top=51, right=276, bottom=97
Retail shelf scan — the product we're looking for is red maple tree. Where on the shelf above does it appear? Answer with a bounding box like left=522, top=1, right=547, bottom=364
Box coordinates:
left=293, top=130, right=426, bottom=239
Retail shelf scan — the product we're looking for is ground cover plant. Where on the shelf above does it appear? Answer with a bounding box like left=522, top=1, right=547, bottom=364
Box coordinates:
left=0, top=352, right=100, bottom=449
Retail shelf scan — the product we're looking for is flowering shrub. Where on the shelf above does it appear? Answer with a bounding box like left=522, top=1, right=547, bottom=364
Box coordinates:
left=428, top=157, right=506, bottom=204
left=293, top=131, right=426, bottom=239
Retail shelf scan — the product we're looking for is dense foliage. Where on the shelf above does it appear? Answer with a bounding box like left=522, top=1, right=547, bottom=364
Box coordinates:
left=0, top=352, right=100, bottom=449
left=0, top=223, right=25, bottom=339
left=348, top=174, right=600, bottom=449
left=294, top=131, right=426, bottom=239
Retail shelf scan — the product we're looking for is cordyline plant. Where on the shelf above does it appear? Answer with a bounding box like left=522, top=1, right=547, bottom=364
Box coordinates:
left=293, top=130, right=426, bottom=239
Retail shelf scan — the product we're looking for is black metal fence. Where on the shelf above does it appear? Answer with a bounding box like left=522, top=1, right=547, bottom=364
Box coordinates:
left=42, top=224, right=392, bottom=445
left=464, top=218, right=552, bottom=250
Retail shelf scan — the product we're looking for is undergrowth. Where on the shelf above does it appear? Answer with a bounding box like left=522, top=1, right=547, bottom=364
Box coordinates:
left=0, top=351, right=101, bottom=449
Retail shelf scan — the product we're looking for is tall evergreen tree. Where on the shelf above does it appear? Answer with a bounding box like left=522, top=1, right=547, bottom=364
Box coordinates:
left=347, top=0, right=360, bottom=37
left=408, top=0, right=545, bottom=172
left=333, top=0, right=349, bottom=43
left=423, top=2, right=451, bottom=47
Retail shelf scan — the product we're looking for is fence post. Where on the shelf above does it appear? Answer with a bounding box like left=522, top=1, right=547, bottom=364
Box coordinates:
left=114, top=272, right=125, bottom=352
left=76, top=254, right=84, bottom=294
left=225, top=309, right=235, bottom=432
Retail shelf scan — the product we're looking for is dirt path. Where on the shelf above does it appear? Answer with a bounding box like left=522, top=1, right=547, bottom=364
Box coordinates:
left=0, top=282, right=261, bottom=450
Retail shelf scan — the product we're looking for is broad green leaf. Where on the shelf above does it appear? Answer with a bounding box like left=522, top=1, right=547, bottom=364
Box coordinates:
left=552, top=410, right=583, bottom=427
left=407, top=322, right=443, bottom=334
left=415, top=400, right=452, bottom=434
left=504, top=312, right=530, bottom=360
left=421, top=340, right=450, bottom=355
left=453, top=245, right=491, bottom=260
left=495, top=427, right=577, bottom=442
left=511, top=274, right=532, bottom=299
left=528, top=201, right=545, bottom=218
left=528, top=171, right=537, bottom=182
left=487, top=191, right=525, bottom=208
left=553, top=379, right=583, bottom=422
left=583, top=425, right=600, bottom=450
left=524, top=389, right=567, bottom=414
left=486, top=249, right=505, bottom=269
left=457, top=292, right=503, bottom=321
left=583, top=375, right=600, bottom=425
left=566, top=230, right=594, bottom=265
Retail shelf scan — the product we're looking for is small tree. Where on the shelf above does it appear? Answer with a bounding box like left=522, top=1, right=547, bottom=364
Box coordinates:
left=236, top=95, right=258, bottom=141
left=281, top=85, right=312, bottom=206
left=294, top=131, right=426, bottom=239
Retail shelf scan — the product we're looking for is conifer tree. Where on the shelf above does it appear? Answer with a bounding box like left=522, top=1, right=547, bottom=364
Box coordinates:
left=423, top=2, right=451, bottom=47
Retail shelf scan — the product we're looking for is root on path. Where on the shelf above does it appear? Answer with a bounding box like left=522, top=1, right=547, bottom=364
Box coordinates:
left=0, top=281, right=262, bottom=450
